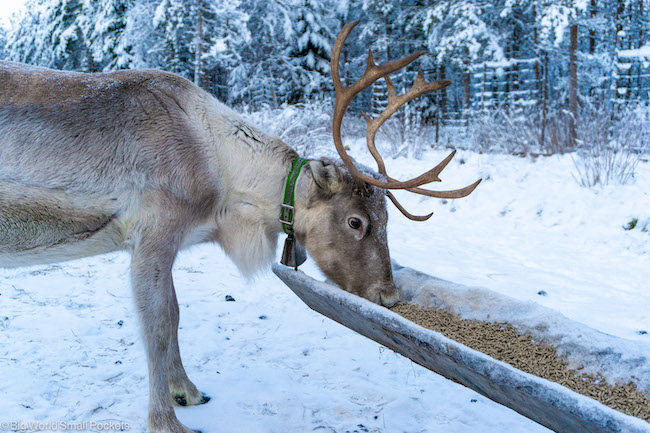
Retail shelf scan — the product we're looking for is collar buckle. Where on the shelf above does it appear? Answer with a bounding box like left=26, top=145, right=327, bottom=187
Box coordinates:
left=279, top=204, right=294, bottom=226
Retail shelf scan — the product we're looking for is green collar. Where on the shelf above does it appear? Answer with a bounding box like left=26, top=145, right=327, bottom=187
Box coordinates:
left=280, top=157, right=310, bottom=235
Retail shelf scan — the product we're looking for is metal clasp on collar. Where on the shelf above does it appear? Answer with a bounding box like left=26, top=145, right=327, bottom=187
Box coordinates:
left=279, top=203, right=294, bottom=227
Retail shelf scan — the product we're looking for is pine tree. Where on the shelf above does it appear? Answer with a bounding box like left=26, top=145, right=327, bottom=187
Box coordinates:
left=46, top=0, right=87, bottom=70
left=85, top=0, right=135, bottom=71
left=193, top=0, right=206, bottom=87
left=332, top=0, right=363, bottom=88
left=196, top=0, right=248, bottom=102
left=400, top=0, right=444, bottom=126
left=289, top=0, right=333, bottom=102
left=0, top=26, right=6, bottom=60
left=153, top=0, right=195, bottom=79
left=6, top=0, right=89, bottom=70
left=124, top=0, right=161, bottom=69
left=5, top=0, right=649, bottom=122
left=230, top=0, right=296, bottom=108
left=423, top=0, right=503, bottom=114
left=362, top=0, right=399, bottom=116
left=6, top=0, right=50, bottom=66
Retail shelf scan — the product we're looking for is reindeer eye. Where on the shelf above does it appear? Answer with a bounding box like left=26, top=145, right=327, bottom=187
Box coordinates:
left=348, top=217, right=362, bottom=230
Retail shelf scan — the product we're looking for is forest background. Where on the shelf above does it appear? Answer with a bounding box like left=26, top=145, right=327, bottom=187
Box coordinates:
left=1, top=0, right=649, bottom=185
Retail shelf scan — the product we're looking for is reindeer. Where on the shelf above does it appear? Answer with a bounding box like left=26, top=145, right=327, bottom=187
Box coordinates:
left=0, top=22, right=479, bottom=433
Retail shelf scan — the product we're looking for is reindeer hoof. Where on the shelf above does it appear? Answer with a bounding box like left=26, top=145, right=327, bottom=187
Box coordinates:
left=169, top=376, right=209, bottom=407
left=199, top=393, right=211, bottom=405
left=172, top=390, right=210, bottom=407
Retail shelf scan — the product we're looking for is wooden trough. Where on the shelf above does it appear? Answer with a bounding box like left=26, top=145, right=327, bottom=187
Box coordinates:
left=272, top=263, right=650, bottom=433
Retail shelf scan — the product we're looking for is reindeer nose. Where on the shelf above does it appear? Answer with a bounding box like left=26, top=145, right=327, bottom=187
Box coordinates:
left=379, top=287, right=400, bottom=308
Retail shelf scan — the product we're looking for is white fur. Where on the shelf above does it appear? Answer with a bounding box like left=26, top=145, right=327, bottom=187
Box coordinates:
left=190, top=96, right=295, bottom=277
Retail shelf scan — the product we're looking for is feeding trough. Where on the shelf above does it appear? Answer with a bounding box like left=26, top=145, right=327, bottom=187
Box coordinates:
left=272, top=263, right=650, bottom=433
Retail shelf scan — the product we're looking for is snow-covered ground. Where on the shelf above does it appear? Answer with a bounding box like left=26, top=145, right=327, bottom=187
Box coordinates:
left=1, top=144, right=648, bottom=432
left=380, top=147, right=650, bottom=342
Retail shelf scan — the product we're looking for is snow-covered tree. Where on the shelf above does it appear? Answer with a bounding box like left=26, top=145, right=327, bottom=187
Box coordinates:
left=424, top=0, right=503, bottom=111
left=2, top=0, right=650, bottom=130
left=121, top=0, right=159, bottom=68
left=331, top=0, right=363, bottom=88
left=289, top=0, right=333, bottom=101
left=0, top=26, right=6, bottom=60
left=6, top=0, right=88, bottom=70
left=6, top=0, right=50, bottom=65
left=46, top=0, right=87, bottom=69
left=228, top=0, right=296, bottom=108
left=153, top=0, right=194, bottom=79
left=84, top=0, right=135, bottom=71
left=361, top=0, right=400, bottom=116
left=198, top=0, right=249, bottom=102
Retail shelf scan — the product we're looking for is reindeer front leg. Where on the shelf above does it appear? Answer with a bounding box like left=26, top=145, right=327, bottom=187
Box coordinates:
left=130, top=224, right=198, bottom=433
left=168, top=280, right=210, bottom=407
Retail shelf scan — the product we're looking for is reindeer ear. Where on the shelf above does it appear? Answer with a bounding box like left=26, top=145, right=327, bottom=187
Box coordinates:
left=309, top=159, right=345, bottom=193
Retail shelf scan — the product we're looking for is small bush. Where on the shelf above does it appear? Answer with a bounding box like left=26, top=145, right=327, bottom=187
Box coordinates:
left=572, top=106, right=646, bottom=187
left=465, top=106, right=574, bottom=156
left=572, top=145, right=640, bottom=187
left=623, top=218, right=650, bottom=232
left=623, top=218, right=639, bottom=230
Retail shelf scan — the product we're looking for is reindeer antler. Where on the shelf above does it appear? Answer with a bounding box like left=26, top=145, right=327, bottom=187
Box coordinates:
left=331, top=20, right=481, bottom=221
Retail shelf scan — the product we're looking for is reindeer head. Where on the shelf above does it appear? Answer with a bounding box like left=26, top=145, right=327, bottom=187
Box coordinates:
left=290, top=21, right=481, bottom=307
left=292, top=158, right=398, bottom=306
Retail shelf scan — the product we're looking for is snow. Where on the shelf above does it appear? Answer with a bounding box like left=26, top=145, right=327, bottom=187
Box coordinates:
left=152, top=0, right=169, bottom=28
left=0, top=248, right=550, bottom=433
left=539, top=5, right=574, bottom=45
left=426, top=2, right=505, bottom=65
left=620, top=44, right=650, bottom=60
left=1, top=142, right=648, bottom=432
